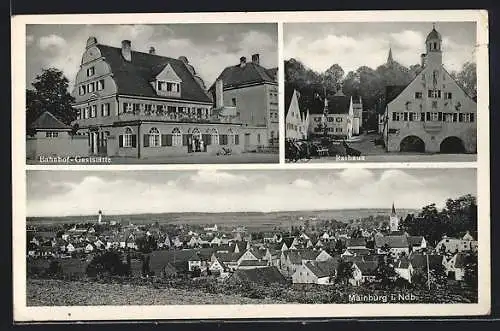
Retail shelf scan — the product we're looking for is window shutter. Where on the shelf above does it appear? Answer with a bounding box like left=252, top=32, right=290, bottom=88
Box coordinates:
left=161, top=134, right=168, bottom=147
left=131, top=135, right=137, bottom=147
left=235, top=134, right=239, bottom=145
left=420, top=113, right=425, bottom=122
left=166, top=134, right=173, bottom=146
left=438, top=112, right=443, bottom=121
left=426, top=112, right=431, bottom=121
left=119, top=135, right=123, bottom=147
left=143, top=134, right=150, bottom=147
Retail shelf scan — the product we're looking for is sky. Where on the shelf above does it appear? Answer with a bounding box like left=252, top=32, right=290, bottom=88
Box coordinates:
left=284, top=22, right=476, bottom=74
left=26, top=23, right=278, bottom=89
left=26, top=168, right=476, bottom=217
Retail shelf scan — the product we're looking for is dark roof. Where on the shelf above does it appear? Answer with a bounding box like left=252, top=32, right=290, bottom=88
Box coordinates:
left=211, top=62, right=276, bottom=90
left=266, top=68, right=278, bottom=81
left=30, top=111, right=71, bottom=130
left=426, top=28, right=442, bottom=42
left=354, top=261, right=379, bottom=275
left=453, top=252, right=470, bottom=268
left=214, top=252, right=243, bottom=263
left=326, top=95, right=351, bottom=114
left=238, top=260, right=268, bottom=267
left=395, top=257, right=411, bottom=269
left=375, top=235, right=409, bottom=249
left=347, top=238, right=367, bottom=248
left=385, top=85, right=407, bottom=107
left=150, top=249, right=198, bottom=271
left=345, top=248, right=372, bottom=256
left=229, top=266, right=288, bottom=285
left=96, top=44, right=212, bottom=103
left=410, top=254, right=444, bottom=270
left=305, top=260, right=338, bottom=278
left=408, top=236, right=425, bottom=246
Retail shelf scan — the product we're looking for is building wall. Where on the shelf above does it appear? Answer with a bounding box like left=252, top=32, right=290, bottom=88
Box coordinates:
left=308, top=112, right=353, bottom=139
left=385, top=66, right=476, bottom=153
left=286, top=91, right=306, bottom=140
left=292, top=265, right=318, bottom=284
left=26, top=133, right=89, bottom=159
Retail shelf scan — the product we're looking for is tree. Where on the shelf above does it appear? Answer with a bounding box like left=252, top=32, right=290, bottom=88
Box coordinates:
left=375, top=255, right=397, bottom=287
left=26, top=68, right=76, bottom=130
left=451, top=62, right=477, bottom=98
left=322, top=64, right=344, bottom=93
left=335, top=260, right=354, bottom=285
left=463, top=253, right=478, bottom=288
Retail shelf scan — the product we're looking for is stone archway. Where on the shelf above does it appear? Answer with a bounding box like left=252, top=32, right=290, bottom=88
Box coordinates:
left=400, top=135, right=425, bottom=153
left=440, top=136, right=465, bottom=153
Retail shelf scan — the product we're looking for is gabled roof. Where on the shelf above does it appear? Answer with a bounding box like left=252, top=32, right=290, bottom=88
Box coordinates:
left=326, top=95, right=351, bottom=115
left=347, top=237, right=367, bottom=248
left=214, top=252, right=244, bottom=263
left=395, top=257, right=411, bottom=269
left=452, top=252, right=470, bottom=268
left=30, top=111, right=71, bottom=130
left=408, top=236, right=425, bottom=246
left=410, top=254, right=444, bottom=270
left=304, top=260, right=338, bottom=278
left=354, top=261, right=379, bottom=276
left=375, top=235, right=409, bottom=249
left=96, top=44, right=212, bottom=103
left=238, top=260, right=268, bottom=267
left=211, top=62, right=277, bottom=90
left=284, top=84, right=296, bottom=117
left=266, top=67, right=278, bottom=81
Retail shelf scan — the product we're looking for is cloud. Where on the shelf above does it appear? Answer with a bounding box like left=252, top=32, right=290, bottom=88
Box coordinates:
left=26, top=35, right=35, bottom=46
left=38, top=34, right=67, bottom=51
left=26, top=169, right=475, bottom=217
left=285, top=28, right=474, bottom=74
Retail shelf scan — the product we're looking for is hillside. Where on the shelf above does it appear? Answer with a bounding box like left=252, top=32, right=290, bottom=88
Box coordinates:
left=27, top=279, right=287, bottom=306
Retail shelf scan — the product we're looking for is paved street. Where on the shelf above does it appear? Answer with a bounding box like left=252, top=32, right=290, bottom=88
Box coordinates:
left=27, top=152, right=279, bottom=165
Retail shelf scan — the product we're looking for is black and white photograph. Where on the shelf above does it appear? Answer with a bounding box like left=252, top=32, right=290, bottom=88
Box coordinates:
left=284, top=22, right=478, bottom=162
left=25, top=23, right=279, bottom=164
left=24, top=169, right=479, bottom=308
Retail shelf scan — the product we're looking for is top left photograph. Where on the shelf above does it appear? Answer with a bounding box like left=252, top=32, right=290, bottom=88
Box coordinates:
left=25, top=23, right=279, bottom=164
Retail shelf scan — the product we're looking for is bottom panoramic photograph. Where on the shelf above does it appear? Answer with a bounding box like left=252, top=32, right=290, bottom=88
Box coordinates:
left=24, top=168, right=478, bottom=306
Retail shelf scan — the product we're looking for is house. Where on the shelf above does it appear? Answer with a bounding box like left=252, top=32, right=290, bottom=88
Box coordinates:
left=445, top=252, right=473, bottom=281
left=350, top=261, right=379, bottom=286
left=149, top=249, right=200, bottom=276
left=26, top=111, right=88, bottom=160
left=211, top=252, right=243, bottom=271
left=71, top=37, right=248, bottom=159
left=382, top=25, right=477, bottom=153
left=341, top=248, right=373, bottom=258
left=226, top=266, right=289, bottom=285
left=375, top=235, right=410, bottom=256
left=408, top=236, right=427, bottom=252
left=210, top=54, right=279, bottom=149
left=285, top=85, right=309, bottom=141
left=346, top=237, right=367, bottom=249
left=237, top=249, right=264, bottom=266
left=435, top=235, right=478, bottom=254
left=232, top=241, right=250, bottom=254
left=409, top=253, right=446, bottom=273
left=84, top=243, right=96, bottom=253
left=394, top=257, right=414, bottom=283
left=307, top=89, right=357, bottom=140
left=292, top=259, right=339, bottom=285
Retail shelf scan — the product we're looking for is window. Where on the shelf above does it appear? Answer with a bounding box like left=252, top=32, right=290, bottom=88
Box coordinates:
left=445, top=113, right=454, bottom=122
left=45, top=131, right=59, bottom=138
left=149, top=127, right=160, bottom=147
left=123, top=127, right=133, bottom=147
left=409, top=112, right=415, bottom=122
left=403, top=112, right=408, bottom=121
left=90, top=105, right=97, bottom=118
left=88, top=82, right=95, bottom=93
left=257, top=134, right=261, bottom=144
left=420, top=113, right=425, bottom=122
left=445, top=92, right=452, bottom=99
left=428, top=90, right=441, bottom=98
left=432, top=101, right=438, bottom=109
left=431, top=112, right=439, bottom=121
left=97, top=80, right=105, bottom=91
left=172, top=128, right=182, bottom=146
left=470, top=113, right=475, bottom=122
left=101, top=103, right=110, bottom=117
left=76, top=109, right=81, bottom=120
left=392, top=112, right=401, bottom=121
left=453, top=113, right=458, bottom=122
left=231, top=98, right=237, bottom=107
left=87, top=67, right=95, bottom=76
left=335, top=127, right=342, bottom=133
left=336, top=117, right=343, bottom=123
left=415, top=92, right=423, bottom=99
left=84, top=107, right=90, bottom=119
left=211, top=128, right=220, bottom=145
left=327, top=117, right=334, bottom=122
left=133, top=103, right=141, bottom=113
left=459, top=113, right=464, bottom=122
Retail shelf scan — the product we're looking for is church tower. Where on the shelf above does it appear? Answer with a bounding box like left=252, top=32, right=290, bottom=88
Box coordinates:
left=386, top=47, right=394, bottom=66
left=425, top=24, right=442, bottom=68
left=97, top=210, right=102, bottom=224
left=389, top=202, right=399, bottom=232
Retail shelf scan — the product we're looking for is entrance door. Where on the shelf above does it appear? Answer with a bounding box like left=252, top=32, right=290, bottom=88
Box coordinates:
left=244, top=133, right=251, bottom=151
left=97, top=131, right=108, bottom=156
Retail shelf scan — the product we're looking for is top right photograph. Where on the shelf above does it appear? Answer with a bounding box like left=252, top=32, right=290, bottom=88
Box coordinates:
left=284, top=22, right=478, bottom=163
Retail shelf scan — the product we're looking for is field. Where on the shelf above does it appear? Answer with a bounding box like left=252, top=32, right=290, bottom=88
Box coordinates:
left=27, top=279, right=286, bottom=306
left=26, top=208, right=419, bottom=231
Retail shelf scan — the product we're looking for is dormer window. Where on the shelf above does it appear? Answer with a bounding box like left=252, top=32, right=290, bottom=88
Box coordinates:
left=154, top=63, right=182, bottom=97
left=87, top=67, right=95, bottom=77
left=157, top=81, right=180, bottom=93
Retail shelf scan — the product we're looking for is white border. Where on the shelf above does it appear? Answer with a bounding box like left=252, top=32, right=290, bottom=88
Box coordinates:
left=12, top=9, right=490, bottom=321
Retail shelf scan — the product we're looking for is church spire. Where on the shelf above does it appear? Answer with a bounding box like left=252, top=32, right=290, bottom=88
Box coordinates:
left=391, top=202, right=396, bottom=216
left=387, top=47, right=394, bottom=65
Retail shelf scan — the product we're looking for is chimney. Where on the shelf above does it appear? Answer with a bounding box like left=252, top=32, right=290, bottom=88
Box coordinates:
left=121, top=40, right=132, bottom=61
left=251, top=53, right=260, bottom=65
left=420, top=53, right=426, bottom=68
left=149, top=46, right=156, bottom=55
left=239, top=56, right=247, bottom=68
left=215, top=79, right=224, bottom=108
